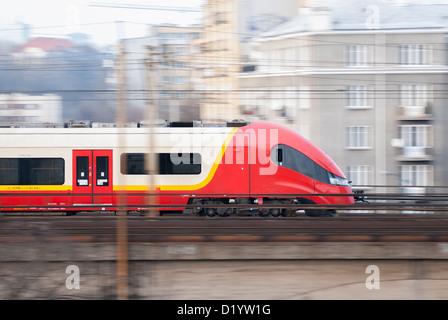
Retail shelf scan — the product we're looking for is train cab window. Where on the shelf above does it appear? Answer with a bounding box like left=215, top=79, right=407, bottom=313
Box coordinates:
left=273, top=145, right=318, bottom=179
left=272, top=145, right=330, bottom=184
left=276, top=148, right=283, bottom=165
left=0, top=158, right=64, bottom=185
left=121, top=153, right=201, bottom=175
left=271, top=145, right=349, bottom=186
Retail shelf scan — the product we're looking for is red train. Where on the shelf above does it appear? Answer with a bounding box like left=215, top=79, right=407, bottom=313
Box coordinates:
left=0, top=120, right=355, bottom=216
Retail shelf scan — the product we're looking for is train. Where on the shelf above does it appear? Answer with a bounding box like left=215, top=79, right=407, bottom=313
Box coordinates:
left=0, top=120, right=355, bottom=217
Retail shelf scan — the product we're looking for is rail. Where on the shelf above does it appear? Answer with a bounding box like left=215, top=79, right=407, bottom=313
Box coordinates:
left=1, top=187, right=447, bottom=214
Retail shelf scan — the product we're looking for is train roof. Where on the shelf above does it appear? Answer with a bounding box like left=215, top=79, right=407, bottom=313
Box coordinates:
left=0, top=119, right=249, bottom=130
left=0, top=119, right=253, bottom=136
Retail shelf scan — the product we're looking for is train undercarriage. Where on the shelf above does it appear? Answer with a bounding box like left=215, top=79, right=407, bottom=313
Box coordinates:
left=187, top=197, right=338, bottom=217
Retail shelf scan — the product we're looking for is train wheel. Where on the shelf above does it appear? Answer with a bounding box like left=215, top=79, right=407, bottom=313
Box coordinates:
left=327, top=210, right=338, bottom=217
left=299, top=198, right=326, bottom=217
left=305, top=209, right=338, bottom=217
left=269, top=209, right=281, bottom=217
left=305, top=210, right=320, bottom=217
left=288, top=210, right=298, bottom=217
left=206, top=208, right=216, bottom=217
left=259, top=208, right=269, bottom=217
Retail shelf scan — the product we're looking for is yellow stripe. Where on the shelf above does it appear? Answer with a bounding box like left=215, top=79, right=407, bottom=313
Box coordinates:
left=160, top=127, right=237, bottom=191
left=113, top=127, right=238, bottom=192
left=0, top=185, right=72, bottom=191
left=113, top=185, right=148, bottom=191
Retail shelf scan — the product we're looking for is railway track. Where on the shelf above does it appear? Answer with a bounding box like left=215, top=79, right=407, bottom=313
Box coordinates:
left=2, top=214, right=448, bottom=243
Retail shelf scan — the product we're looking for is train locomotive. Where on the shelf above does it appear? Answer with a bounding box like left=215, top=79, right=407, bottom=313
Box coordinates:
left=0, top=120, right=355, bottom=216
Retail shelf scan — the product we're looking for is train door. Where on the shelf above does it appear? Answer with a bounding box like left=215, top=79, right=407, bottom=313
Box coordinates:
left=72, top=150, right=113, bottom=207
left=92, top=150, right=113, bottom=205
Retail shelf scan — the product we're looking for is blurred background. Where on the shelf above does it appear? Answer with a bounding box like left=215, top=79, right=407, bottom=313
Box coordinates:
left=1, top=0, right=448, bottom=301
left=2, top=0, right=448, bottom=196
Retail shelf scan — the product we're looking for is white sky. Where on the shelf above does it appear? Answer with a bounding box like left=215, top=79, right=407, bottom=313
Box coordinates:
left=1, top=0, right=205, bottom=45
left=1, top=0, right=444, bottom=46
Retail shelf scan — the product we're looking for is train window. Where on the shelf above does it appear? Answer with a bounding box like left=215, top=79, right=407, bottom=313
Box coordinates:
left=96, top=156, right=109, bottom=186
left=0, top=159, right=19, bottom=185
left=0, top=158, right=64, bottom=185
left=271, top=145, right=330, bottom=184
left=121, top=153, right=148, bottom=175
left=271, top=145, right=349, bottom=186
left=276, top=148, right=283, bottom=165
left=121, top=153, right=202, bottom=175
left=29, top=158, right=65, bottom=185
left=159, top=153, right=201, bottom=175
left=76, top=156, right=89, bottom=186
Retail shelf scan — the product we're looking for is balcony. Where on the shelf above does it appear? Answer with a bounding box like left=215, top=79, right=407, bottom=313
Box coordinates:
left=397, top=105, right=433, bottom=121
left=396, top=146, right=433, bottom=161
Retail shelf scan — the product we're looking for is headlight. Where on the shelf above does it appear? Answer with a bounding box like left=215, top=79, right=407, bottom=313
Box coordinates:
left=328, top=172, right=350, bottom=186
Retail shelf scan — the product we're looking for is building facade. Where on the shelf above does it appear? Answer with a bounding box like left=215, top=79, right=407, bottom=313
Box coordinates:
left=0, top=94, right=62, bottom=124
left=199, top=0, right=298, bottom=122
left=124, top=25, right=202, bottom=122
left=239, top=0, right=448, bottom=192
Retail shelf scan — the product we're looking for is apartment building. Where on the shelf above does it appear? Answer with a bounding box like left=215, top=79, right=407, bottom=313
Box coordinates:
left=153, top=25, right=202, bottom=121
left=0, top=94, right=62, bottom=124
left=123, top=24, right=202, bottom=122
left=200, top=0, right=298, bottom=122
left=239, top=0, right=448, bottom=192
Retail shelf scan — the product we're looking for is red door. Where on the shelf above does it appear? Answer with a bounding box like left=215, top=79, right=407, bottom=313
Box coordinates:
left=72, top=150, right=113, bottom=208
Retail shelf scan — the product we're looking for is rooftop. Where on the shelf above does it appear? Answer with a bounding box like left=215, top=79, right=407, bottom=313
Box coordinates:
left=13, top=37, right=77, bottom=52
left=259, top=0, right=448, bottom=38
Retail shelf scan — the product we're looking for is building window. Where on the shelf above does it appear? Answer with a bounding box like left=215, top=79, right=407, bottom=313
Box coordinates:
left=398, top=125, right=432, bottom=147
left=346, top=45, right=368, bottom=66
left=400, top=84, right=429, bottom=106
left=346, top=165, right=373, bottom=186
left=346, top=85, right=369, bottom=108
left=346, top=126, right=370, bottom=149
left=399, top=165, right=433, bottom=186
left=215, top=12, right=228, bottom=24
left=399, top=44, right=429, bottom=65
left=174, top=76, right=186, bottom=84
left=176, top=47, right=187, bottom=55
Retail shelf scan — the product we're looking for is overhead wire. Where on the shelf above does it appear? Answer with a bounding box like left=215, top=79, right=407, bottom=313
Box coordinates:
left=0, top=16, right=447, bottom=103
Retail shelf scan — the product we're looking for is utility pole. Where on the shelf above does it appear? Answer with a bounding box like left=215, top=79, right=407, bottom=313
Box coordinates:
left=145, top=45, right=160, bottom=217
left=115, top=37, right=129, bottom=300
